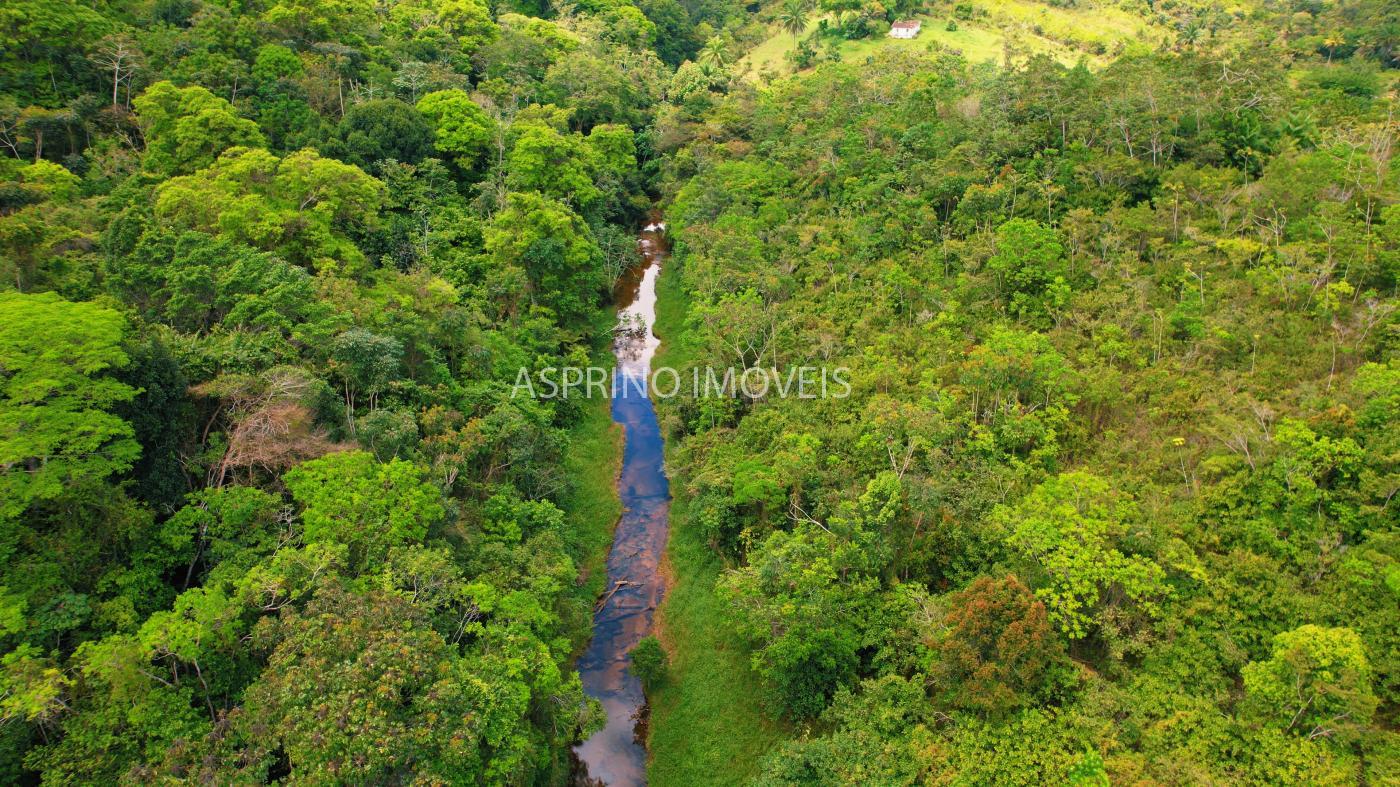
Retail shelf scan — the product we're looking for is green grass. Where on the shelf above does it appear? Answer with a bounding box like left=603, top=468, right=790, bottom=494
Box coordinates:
left=740, top=17, right=1081, bottom=81
left=561, top=342, right=624, bottom=631
left=645, top=256, right=789, bottom=785
left=738, top=1, right=1144, bottom=82
left=974, top=0, right=1152, bottom=51
left=741, top=24, right=812, bottom=77
left=841, top=19, right=1010, bottom=64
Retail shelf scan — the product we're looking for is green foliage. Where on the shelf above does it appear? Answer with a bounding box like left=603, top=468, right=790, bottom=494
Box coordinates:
left=1065, top=747, right=1110, bottom=786
left=355, top=407, right=419, bottom=460
left=996, top=472, right=1166, bottom=644
left=650, top=40, right=1400, bottom=784
left=0, top=0, right=112, bottom=102
left=333, top=99, right=434, bottom=170
left=5, top=0, right=1400, bottom=782
left=506, top=124, right=601, bottom=208
left=718, top=476, right=895, bottom=719
left=484, top=191, right=605, bottom=323
left=439, top=0, right=500, bottom=56
left=639, top=0, right=701, bottom=66
left=0, top=0, right=660, bottom=779
left=1243, top=625, right=1377, bottom=742
left=111, top=230, right=321, bottom=336
left=236, top=590, right=462, bottom=779
left=258, top=0, right=376, bottom=45
left=756, top=625, right=861, bottom=720
left=0, top=645, right=70, bottom=726
left=251, top=45, right=302, bottom=84
left=153, top=146, right=383, bottom=272
left=0, top=293, right=138, bottom=519
left=329, top=327, right=404, bottom=415
left=630, top=635, right=668, bottom=691
left=481, top=484, right=564, bottom=542
left=16, top=161, right=78, bottom=201
left=136, top=582, right=591, bottom=783
left=1302, top=64, right=1383, bottom=99
left=283, top=451, right=445, bottom=571
left=417, top=89, right=494, bottom=171
left=166, top=486, right=284, bottom=580
left=24, top=675, right=206, bottom=784
left=987, top=217, right=1070, bottom=324
left=754, top=675, right=932, bottom=786
left=586, top=123, right=638, bottom=177
left=115, top=339, right=196, bottom=514
left=134, top=82, right=266, bottom=176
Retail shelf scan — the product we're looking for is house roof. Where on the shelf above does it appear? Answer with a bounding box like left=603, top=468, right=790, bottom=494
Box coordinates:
left=891, top=20, right=921, bottom=30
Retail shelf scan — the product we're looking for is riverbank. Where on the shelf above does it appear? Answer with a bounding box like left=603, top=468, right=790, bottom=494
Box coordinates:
left=562, top=384, right=625, bottom=637
left=645, top=249, right=787, bottom=786
left=574, top=221, right=673, bottom=785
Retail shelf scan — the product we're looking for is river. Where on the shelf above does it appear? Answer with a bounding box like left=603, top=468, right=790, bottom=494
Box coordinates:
left=573, top=218, right=670, bottom=786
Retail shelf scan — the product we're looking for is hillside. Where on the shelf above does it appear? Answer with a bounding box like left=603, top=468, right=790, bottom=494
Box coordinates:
left=0, top=0, right=686, bottom=780
left=647, top=4, right=1400, bottom=783
left=1, top=0, right=1398, bottom=783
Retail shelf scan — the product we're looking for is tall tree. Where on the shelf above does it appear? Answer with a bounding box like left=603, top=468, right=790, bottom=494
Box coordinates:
left=0, top=293, right=138, bottom=520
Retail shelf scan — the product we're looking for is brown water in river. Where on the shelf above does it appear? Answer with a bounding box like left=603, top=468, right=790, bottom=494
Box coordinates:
left=572, top=219, right=670, bottom=786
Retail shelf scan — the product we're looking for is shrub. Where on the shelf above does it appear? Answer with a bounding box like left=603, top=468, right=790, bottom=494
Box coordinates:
left=630, top=636, right=669, bottom=691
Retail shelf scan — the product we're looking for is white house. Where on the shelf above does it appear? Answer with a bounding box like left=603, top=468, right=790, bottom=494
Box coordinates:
left=889, top=20, right=921, bottom=39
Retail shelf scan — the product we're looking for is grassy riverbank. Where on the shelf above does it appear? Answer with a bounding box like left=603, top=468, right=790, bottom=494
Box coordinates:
left=562, top=333, right=625, bottom=645
left=646, top=253, right=787, bottom=785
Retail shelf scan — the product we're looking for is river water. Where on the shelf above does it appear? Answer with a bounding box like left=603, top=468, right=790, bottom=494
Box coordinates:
left=573, top=219, right=670, bottom=786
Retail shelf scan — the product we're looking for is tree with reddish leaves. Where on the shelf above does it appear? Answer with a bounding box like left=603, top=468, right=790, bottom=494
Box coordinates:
left=929, top=575, right=1073, bottom=718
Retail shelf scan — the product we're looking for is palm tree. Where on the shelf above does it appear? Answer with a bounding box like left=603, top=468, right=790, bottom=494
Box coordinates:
left=699, top=37, right=731, bottom=68
left=777, top=0, right=809, bottom=38
left=1178, top=22, right=1201, bottom=49
left=1322, top=34, right=1342, bottom=63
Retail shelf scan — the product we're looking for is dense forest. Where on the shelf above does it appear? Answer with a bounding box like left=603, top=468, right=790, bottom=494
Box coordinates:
left=0, top=0, right=707, bottom=779
left=0, top=0, right=1397, bottom=783
left=648, top=11, right=1400, bottom=786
